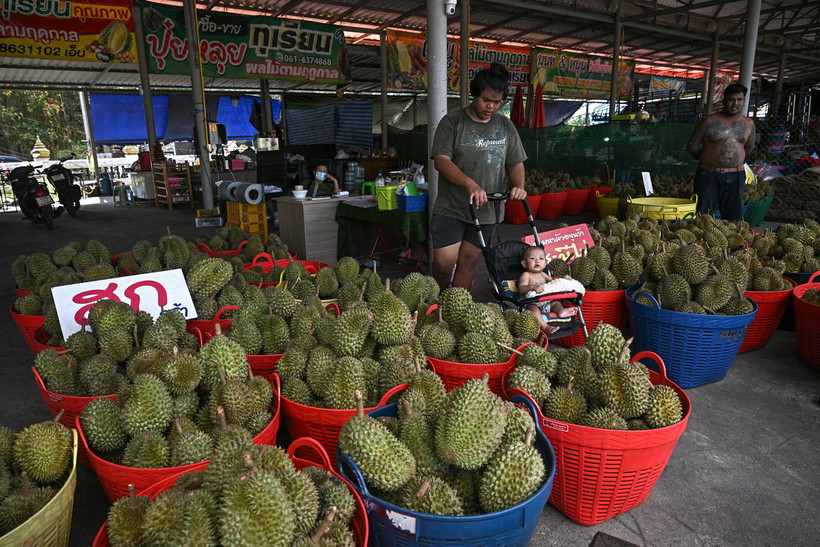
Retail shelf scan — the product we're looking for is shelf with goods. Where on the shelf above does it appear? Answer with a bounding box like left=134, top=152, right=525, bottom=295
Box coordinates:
left=152, top=161, right=195, bottom=211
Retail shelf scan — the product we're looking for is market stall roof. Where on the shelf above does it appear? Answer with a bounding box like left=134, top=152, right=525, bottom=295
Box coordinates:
left=0, top=0, right=817, bottom=93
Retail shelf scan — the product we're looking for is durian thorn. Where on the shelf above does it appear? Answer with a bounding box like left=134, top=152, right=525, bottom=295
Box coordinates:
left=311, top=506, right=337, bottom=543
left=243, top=451, right=258, bottom=472
left=617, top=338, right=633, bottom=364
left=216, top=406, right=228, bottom=432
left=127, top=484, right=139, bottom=508
left=53, top=408, right=65, bottom=424
left=215, top=362, right=227, bottom=385
left=417, top=481, right=432, bottom=499
left=496, top=341, right=523, bottom=356
left=354, top=390, right=365, bottom=417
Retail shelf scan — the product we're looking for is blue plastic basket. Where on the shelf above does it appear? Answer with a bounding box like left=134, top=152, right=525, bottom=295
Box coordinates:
left=398, top=194, right=427, bottom=212
left=337, top=398, right=555, bottom=546
left=625, top=286, right=757, bottom=388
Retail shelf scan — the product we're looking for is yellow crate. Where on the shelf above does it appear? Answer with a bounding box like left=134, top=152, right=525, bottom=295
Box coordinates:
left=375, top=185, right=400, bottom=210
left=227, top=200, right=266, bottom=225
left=626, top=195, right=698, bottom=221
left=235, top=219, right=268, bottom=241
left=597, top=191, right=621, bottom=219
left=196, top=206, right=221, bottom=218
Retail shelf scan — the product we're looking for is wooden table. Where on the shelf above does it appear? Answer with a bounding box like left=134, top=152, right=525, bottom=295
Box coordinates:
left=275, top=195, right=350, bottom=266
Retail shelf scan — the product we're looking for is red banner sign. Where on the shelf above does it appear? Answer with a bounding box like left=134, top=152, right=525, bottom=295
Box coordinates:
left=521, top=223, right=595, bottom=263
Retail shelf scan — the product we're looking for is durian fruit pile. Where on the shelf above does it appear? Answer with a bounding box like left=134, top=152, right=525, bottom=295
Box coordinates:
left=647, top=174, right=695, bottom=199
left=418, top=286, right=544, bottom=364
left=196, top=227, right=292, bottom=262
left=801, top=288, right=820, bottom=305
left=743, top=180, right=775, bottom=203
left=523, top=169, right=603, bottom=195
left=544, top=243, right=621, bottom=291
left=11, top=239, right=115, bottom=293
left=340, top=374, right=547, bottom=516
left=0, top=416, right=74, bottom=535
left=114, top=229, right=208, bottom=276
left=510, top=324, right=683, bottom=430
left=104, top=439, right=358, bottom=545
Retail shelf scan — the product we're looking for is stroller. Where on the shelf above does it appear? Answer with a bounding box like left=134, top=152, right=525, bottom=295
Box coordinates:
left=470, top=193, right=587, bottom=341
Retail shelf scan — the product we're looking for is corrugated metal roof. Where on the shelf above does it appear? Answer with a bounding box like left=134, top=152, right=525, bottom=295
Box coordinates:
left=0, top=0, right=816, bottom=93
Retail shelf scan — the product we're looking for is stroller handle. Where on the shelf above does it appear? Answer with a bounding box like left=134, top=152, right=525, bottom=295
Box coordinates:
left=469, top=192, right=538, bottom=249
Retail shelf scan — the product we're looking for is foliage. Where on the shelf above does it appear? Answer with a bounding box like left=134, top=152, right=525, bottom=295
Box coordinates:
left=0, top=90, right=86, bottom=160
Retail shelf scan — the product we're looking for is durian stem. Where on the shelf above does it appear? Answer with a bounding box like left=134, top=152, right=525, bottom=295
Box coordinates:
left=496, top=342, right=524, bottom=356
left=354, top=390, right=364, bottom=418
left=174, top=419, right=183, bottom=435
left=524, top=430, right=534, bottom=447
left=617, top=338, right=633, bottom=364
left=310, top=506, right=337, bottom=543
left=127, top=484, right=138, bottom=508
left=243, top=451, right=258, bottom=472
left=213, top=323, right=223, bottom=337
left=215, top=362, right=227, bottom=386
left=384, top=278, right=391, bottom=293
left=480, top=372, right=490, bottom=384
left=217, top=406, right=228, bottom=432
left=413, top=355, right=422, bottom=373
left=417, top=481, right=432, bottom=498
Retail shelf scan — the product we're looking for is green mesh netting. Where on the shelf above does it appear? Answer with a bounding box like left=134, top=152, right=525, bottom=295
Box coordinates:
left=389, top=121, right=699, bottom=183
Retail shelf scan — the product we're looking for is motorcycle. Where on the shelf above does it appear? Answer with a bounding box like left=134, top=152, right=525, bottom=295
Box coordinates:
left=7, top=164, right=62, bottom=229
left=44, top=154, right=82, bottom=216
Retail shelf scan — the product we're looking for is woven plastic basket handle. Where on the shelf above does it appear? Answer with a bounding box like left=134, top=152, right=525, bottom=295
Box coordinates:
left=337, top=452, right=370, bottom=496
left=287, top=437, right=333, bottom=469
left=633, top=289, right=661, bottom=309
left=810, top=272, right=820, bottom=284
left=237, top=240, right=248, bottom=252
left=508, top=393, right=541, bottom=424
left=195, top=242, right=212, bottom=253
left=213, top=305, right=240, bottom=320
left=632, top=350, right=668, bottom=379
left=245, top=252, right=275, bottom=270
left=374, top=383, right=410, bottom=407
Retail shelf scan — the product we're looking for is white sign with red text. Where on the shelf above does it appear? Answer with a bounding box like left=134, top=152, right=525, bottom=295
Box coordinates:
left=51, top=269, right=196, bottom=338
left=521, top=223, right=595, bottom=263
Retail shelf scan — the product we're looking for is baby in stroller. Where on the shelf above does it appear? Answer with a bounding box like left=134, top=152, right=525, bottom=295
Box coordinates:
left=518, top=245, right=578, bottom=334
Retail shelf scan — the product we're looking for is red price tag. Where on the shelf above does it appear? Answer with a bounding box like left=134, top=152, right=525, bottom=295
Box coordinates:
left=521, top=223, right=595, bottom=263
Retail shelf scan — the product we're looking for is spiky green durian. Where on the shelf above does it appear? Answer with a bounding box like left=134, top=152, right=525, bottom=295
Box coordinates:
left=13, top=418, right=73, bottom=484
left=643, top=385, right=683, bottom=428
left=478, top=431, right=545, bottom=513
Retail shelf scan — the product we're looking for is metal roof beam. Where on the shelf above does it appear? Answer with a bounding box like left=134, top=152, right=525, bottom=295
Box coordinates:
left=623, top=0, right=727, bottom=22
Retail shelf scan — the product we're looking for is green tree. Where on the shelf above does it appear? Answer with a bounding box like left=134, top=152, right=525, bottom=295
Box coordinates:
left=0, top=90, right=86, bottom=160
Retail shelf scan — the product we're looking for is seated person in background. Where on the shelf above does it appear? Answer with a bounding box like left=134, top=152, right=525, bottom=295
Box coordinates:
left=517, top=245, right=577, bottom=334
left=307, top=163, right=340, bottom=196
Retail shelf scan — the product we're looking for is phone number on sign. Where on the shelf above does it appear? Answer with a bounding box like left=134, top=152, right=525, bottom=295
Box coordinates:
left=0, top=43, right=87, bottom=58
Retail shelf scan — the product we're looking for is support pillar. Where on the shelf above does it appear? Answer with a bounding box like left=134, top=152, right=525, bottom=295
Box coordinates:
left=427, top=0, right=450, bottom=215
left=132, top=0, right=156, bottom=148
left=460, top=0, right=470, bottom=108
left=739, top=0, right=762, bottom=115
left=79, top=90, right=99, bottom=180
left=706, top=28, right=719, bottom=116
left=609, top=1, right=623, bottom=118
left=380, top=33, right=389, bottom=149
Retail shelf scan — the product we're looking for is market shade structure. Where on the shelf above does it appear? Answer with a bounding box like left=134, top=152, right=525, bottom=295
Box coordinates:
left=529, top=83, right=547, bottom=129
left=510, top=85, right=526, bottom=127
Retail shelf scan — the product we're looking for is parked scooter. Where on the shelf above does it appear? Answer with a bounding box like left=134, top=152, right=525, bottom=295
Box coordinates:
left=7, top=165, right=63, bottom=229
left=44, top=154, right=82, bottom=216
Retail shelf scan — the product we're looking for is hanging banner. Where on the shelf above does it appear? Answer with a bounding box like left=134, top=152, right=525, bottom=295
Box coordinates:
left=529, top=47, right=634, bottom=99
left=649, top=75, right=685, bottom=97
left=0, top=0, right=136, bottom=63
left=139, top=1, right=351, bottom=84
left=386, top=29, right=530, bottom=91
left=712, top=71, right=735, bottom=103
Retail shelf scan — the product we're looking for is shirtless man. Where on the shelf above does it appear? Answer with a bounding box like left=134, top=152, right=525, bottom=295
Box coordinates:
left=686, top=83, right=755, bottom=222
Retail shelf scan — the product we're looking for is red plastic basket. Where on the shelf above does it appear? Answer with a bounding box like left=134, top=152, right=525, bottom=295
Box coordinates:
left=76, top=378, right=280, bottom=502
left=506, top=350, right=691, bottom=526
left=792, top=272, right=820, bottom=371
left=92, top=436, right=368, bottom=547
left=537, top=190, right=568, bottom=220
left=195, top=239, right=248, bottom=258
left=32, top=367, right=115, bottom=467
left=10, top=304, right=46, bottom=354
left=586, top=185, right=613, bottom=212
left=247, top=353, right=284, bottom=377
left=427, top=340, right=544, bottom=394
left=185, top=305, right=238, bottom=338
left=29, top=326, right=67, bottom=355
left=553, top=290, right=627, bottom=348
left=504, top=196, right=541, bottom=225
left=13, top=284, right=32, bottom=298
left=274, top=258, right=330, bottom=274
left=277, top=373, right=408, bottom=468
left=242, top=252, right=278, bottom=274
left=739, top=277, right=796, bottom=354
left=562, top=188, right=589, bottom=216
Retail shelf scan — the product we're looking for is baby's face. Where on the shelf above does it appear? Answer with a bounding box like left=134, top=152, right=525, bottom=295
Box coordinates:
left=523, top=250, right=547, bottom=273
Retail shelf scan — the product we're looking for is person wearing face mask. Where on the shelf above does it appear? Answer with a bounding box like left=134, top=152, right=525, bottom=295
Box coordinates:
left=430, top=62, right=527, bottom=290
left=308, top=163, right=340, bottom=196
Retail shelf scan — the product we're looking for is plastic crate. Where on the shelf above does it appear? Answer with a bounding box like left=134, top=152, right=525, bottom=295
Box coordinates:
left=504, top=196, right=541, bottom=224
left=10, top=304, right=46, bottom=354
left=227, top=199, right=266, bottom=225
left=743, top=196, right=773, bottom=227
left=505, top=351, right=691, bottom=526
left=626, top=195, right=697, bottom=221
left=553, top=289, right=627, bottom=348
left=562, top=188, right=589, bottom=216
left=537, top=190, right=567, bottom=220
left=739, top=277, right=796, bottom=354
left=246, top=352, right=283, bottom=377
left=597, top=191, right=620, bottom=219
left=32, top=367, right=116, bottom=468
left=0, top=430, right=77, bottom=546
left=337, top=398, right=555, bottom=546
left=376, top=185, right=400, bottom=210
left=397, top=193, right=427, bottom=212
left=75, top=382, right=280, bottom=502
left=277, top=373, right=408, bottom=468
left=92, top=437, right=369, bottom=547
left=792, top=272, right=820, bottom=371
left=625, top=286, right=757, bottom=388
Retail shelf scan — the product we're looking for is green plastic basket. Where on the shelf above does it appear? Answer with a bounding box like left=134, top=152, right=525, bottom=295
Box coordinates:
left=743, top=196, right=773, bottom=227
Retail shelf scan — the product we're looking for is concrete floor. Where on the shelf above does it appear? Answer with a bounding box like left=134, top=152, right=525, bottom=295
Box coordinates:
left=1, top=196, right=818, bottom=546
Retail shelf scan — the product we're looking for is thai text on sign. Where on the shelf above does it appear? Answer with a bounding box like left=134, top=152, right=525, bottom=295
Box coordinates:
left=521, top=223, right=595, bottom=263
left=51, top=269, right=196, bottom=338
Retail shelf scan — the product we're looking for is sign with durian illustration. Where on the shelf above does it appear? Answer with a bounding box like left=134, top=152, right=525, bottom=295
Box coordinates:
left=0, top=0, right=136, bottom=62
left=386, top=28, right=531, bottom=91
left=139, top=1, right=351, bottom=84
left=529, top=47, right=634, bottom=100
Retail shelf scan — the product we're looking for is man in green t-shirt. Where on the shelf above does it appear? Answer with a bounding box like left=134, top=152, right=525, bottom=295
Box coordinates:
left=430, top=63, right=527, bottom=290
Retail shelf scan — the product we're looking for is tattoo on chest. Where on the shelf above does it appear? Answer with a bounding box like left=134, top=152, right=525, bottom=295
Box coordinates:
left=731, top=121, right=748, bottom=141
